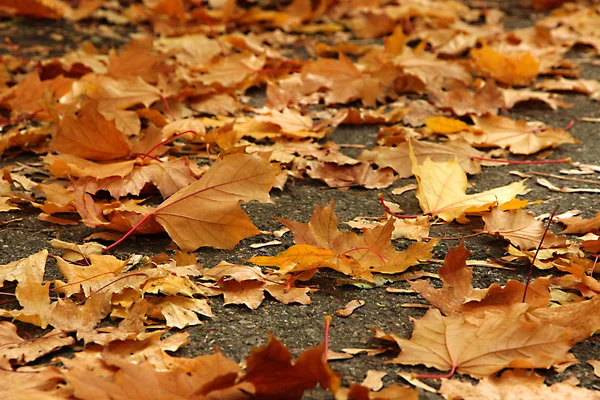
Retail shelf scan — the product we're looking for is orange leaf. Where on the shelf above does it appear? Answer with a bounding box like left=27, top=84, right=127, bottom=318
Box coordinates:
left=252, top=200, right=437, bottom=281
left=52, top=99, right=131, bottom=161
left=471, top=45, right=539, bottom=86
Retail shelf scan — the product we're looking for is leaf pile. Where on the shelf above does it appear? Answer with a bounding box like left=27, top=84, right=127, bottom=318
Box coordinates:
left=1, top=0, right=600, bottom=398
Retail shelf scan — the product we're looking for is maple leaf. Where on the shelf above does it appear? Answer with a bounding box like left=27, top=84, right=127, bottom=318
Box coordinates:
left=5, top=71, right=73, bottom=115
left=0, top=249, right=47, bottom=286
left=305, top=161, right=397, bottom=189
left=241, top=335, right=340, bottom=399
left=44, top=153, right=137, bottom=179
left=411, top=242, right=551, bottom=315
left=482, top=207, right=568, bottom=250
left=410, top=145, right=526, bottom=221
left=558, top=210, right=600, bottom=234
left=200, top=262, right=311, bottom=309
left=106, top=152, right=277, bottom=251
left=78, top=157, right=198, bottom=199
left=53, top=254, right=128, bottom=297
left=359, top=138, right=483, bottom=179
left=3, top=276, right=56, bottom=328
left=0, top=322, right=74, bottom=369
left=465, top=115, right=578, bottom=155
left=471, top=45, right=539, bottom=86
left=300, top=55, right=383, bottom=107
left=440, top=369, right=600, bottom=400
left=146, top=296, right=214, bottom=328
left=380, top=304, right=577, bottom=378
left=52, top=99, right=131, bottom=161
left=64, top=350, right=245, bottom=400
left=0, top=365, right=67, bottom=399
left=429, top=80, right=505, bottom=116
left=251, top=200, right=437, bottom=281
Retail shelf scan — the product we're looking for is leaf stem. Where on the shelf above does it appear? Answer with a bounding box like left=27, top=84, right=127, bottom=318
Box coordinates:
left=160, top=94, right=176, bottom=121
left=141, top=129, right=200, bottom=160
left=0, top=109, right=43, bottom=126
left=339, top=246, right=387, bottom=263
left=414, top=364, right=457, bottom=379
left=104, top=212, right=157, bottom=252
left=323, top=315, right=332, bottom=363
left=377, top=193, right=421, bottom=219
left=522, top=204, right=559, bottom=303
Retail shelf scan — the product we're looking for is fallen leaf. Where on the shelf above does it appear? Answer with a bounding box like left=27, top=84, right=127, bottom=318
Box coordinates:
left=482, top=207, right=568, bottom=250
left=361, top=370, right=387, bottom=391
left=410, top=144, right=526, bottom=221
left=119, top=152, right=279, bottom=251
left=0, top=322, right=74, bottom=369
left=52, top=99, right=131, bottom=161
left=335, top=299, right=365, bottom=317
left=464, top=115, right=578, bottom=155
left=440, top=369, right=600, bottom=400
left=380, top=304, right=578, bottom=378
left=241, top=335, right=341, bottom=399
left=252, top=200, right=437, bottom=281
left=558, top=210, right=600, bottom=234
left=359, top=138, right=484, bottom=178
left=471, top=45, right=539, bottom=86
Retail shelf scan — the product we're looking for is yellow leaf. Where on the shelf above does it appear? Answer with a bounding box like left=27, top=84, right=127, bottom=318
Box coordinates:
left=471, top=45, right=539, bottom=86
left=424, top=116, right=470, bottom=134
left=410, top=142, right=526, bottom=221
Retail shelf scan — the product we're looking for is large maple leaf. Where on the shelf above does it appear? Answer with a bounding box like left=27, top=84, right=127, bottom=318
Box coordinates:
left=379, top=304, right=577, bottom=378
left=108, top=152, right=278, bottom=251
left=465, top=114, right=578, bottom=155
left=251, top=200, right=437, bottom=281
left=410, top=144, right=526, bottom=221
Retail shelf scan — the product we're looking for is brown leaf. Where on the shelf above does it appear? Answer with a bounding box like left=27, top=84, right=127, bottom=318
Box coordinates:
left=335, top=299, right=365, bottom=317
left=382, top=304, right=577, bottom=378
left=152, top=152, right=278, bottom=250
left=465, top=115, right=578, bottom=155
left=411, top=242, right=551, bottom=315
left=300, top=55, right=383, bottom=107
left=200, top=262, right=311, bottom=309
left=558, top=210, right=600, bottom=234
left=440, top=369, right=599, bottom=400
left=306, top=161, right=397, bottom=189
left=241, top=335, right=340, bottom=399
left=359, top=138, right=483, bottom=178
left=255, top=200, right=437, bottom=280
left=482, top=207, right=568, bottom=250
left=0, top=322, right=74, bottom=369
left=52, top=99, right=131, bottom=161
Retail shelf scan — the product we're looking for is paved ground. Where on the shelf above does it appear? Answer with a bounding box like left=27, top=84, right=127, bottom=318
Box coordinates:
left=1, top=2, right=600, bottom=398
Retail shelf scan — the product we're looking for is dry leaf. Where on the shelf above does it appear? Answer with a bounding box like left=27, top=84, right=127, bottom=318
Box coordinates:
left=0, top=322, right=74, bottom=369
left=410, top=144, right=526, bottom=221
left=241, top=335, right=341, bottom=399
left=381, top=304, right=577, bottom=378
left=52, top=99, right=131, bottom=161
left=251, top=200, right=437, bottom=281
left=148, top=152, right=277, bottom=251
left=440, top=369, right=600, bottom=400
left=335, top=299, right=365, bottom=317
left=482, top=207, right=568, bottom=250
left=471, top=45, right=539, bottom=86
